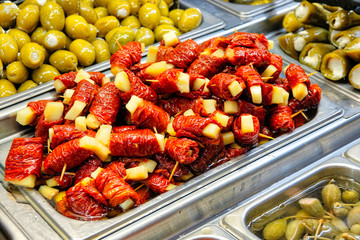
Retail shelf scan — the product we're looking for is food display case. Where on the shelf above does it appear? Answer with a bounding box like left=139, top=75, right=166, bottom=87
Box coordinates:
left=1, top=0, right=360, bottom=240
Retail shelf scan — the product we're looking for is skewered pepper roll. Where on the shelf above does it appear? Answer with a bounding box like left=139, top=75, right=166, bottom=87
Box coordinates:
left=187, top=51, right=227, bottom=79
left=288, top=84, right=321, bottom=112
left=16, top=99, right=53, bottom=126
left=282, top=11, right=304, bottom=33
left=333, top=26, right=360, bottom=49
left=261, top=53, right=283, bottom=82
left=74, top=157, right=103, bottom=184
left=235, top=65, right=263, bottom=104
left=225, top=46, right=271, bottom=68
left=344, top=37, right=360, bottom=62
left=35, top=113, right=64, bottom=141
left=47, top=174, right=74, bottom=189
left=269, top=106, right=295, bottom=134
left=208, top=73, right=246, bottom=101
left=299, top=43, right=336, bottom=71
left=53, top=71, right=105, bottom=93
left=163, top=39, right=201, bottom=69
left=165, top=138, right=199, bottom=164
left=110, top=41, right=143, bottom=75
left=143, top=173, right=170, bottom=194
left=349, top=63, right=360, bottom=89
left=159, top=97, right=206, bottom=116
left=151, top=69, right=190, bottom=95
left=293, top=27, right=329, bottom=52
left=224, top=32, right=269, bottom=50
left=237, top=100, right=267, bottom=126
left=233, top=113, right=260, bottom=146
left=294, top=1, right=330, bottom=28
left=329, top=9, right=360, bottom=31
left=285, top=63, right=310, bottom=101
left=49, top=125, right=96, bottom=149
left=320, top=49, right=352, bottom=81
left=5, top=137, right=44, bottom=188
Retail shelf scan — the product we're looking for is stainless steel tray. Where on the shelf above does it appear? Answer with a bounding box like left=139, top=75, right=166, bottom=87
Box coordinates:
left=220, top=157, right=360, bottom=239
left=0, top=1, right=226, bottom=110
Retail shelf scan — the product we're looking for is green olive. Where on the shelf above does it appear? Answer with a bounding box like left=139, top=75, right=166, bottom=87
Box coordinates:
left=128, top=0, right=140, bottom=16
left=86, top=24, right=98, bottom=42
left=49, top=50, right=78, bottom=73
left=121, top=15, right=141, bottom=30
left=140, top=0, right=160, bottom=5
left=168, top=9, right=183, bottom=28
left=56, top=0, right=80, bottom=16
left=7, top=29, right=31, bottom=51
left=178, top=8, right=202, bottom=33
left=342, top=190, right=360, bottom=204
left=31, top=27, right=47, bottom=45
left=81, top=0, right=94, bottom=7
left=108, top=27, right=136, bottom=54
left=0, top=2, right=19, bottom=29
left=20, top=42, right=45, bottom=69
left=159, top=16, right=174, bottom=25
left=42, top=30, right=67, bottom=52
left=40, top=2, right=65, bottom=31
left=69, top=39, right=95, bottom=67
left=65, top=14, right=90, bottom=39
left=159, top=0, right=169, bottom=17
left=32, top=64, right=60, bottom=84
left=139, top=3, right=161, bottom=30
left=95, top=16, right=120, bottom=38
left=16, top=4, right=40, bottom=34
left=94, top=0, right=109, bottom=7
left=19, top=0, right=48, bottom=9
left=0, top=79, right=16, bottom=98
left=94, top=7, right=108, bottom=18
left=105, top=26, right=122, bottom=42
left=135, top=27, right=155, bottom=46
left=6, top=61, right=29, bottom=85
left=154, top=24, right=180, bottom=42
left=92, top=38, right=111, bottom=63
left=65, top=37, right=72, bottom=50
left=108, top=0, right=130, bottom=20
left=18, top=80, right=38, bottom=93
left=0, top=34, right=18, bottom=65
left=80, top=2, right=98, bottom=24
left=263, top=219, right=287, bottom=240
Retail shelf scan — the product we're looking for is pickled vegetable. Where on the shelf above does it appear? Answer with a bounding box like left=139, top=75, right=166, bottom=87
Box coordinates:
left=0, top=34, right=19, bottom=65
left=278, top=33, right=299, bottom=59
left=0, top=79, right=16, bottom=98
left=6, top=61, right=29, bottom=85
left=299, top=43, right=336, bottom=71
left=20, top=42, right=45, bottom=69
left=334, top=26, right=360, bottom=49
left=263, top=219, right=287, bottom=240
left=282, top=11, right=303, bottom=33
left=69, top=39, right=96, bottom=67
left=40, top=2, right=65, bottom=31
left=178, top=8, right=202, bottom=33
left=293, top=27, right=329, bottom=52
left=342, top=189, right=360, bottom=204
left=343, top=37, right=360, bottom=62
left=18, top=80, right=38, bottom=93
left=320, top=49, right=352, bottom=81
left=347, top=206, right=360, bottom=228
left=329, top=9, right=360, bottom=31
left=298, top=198, right=324, bottom=217
left=139, top=3, right=161, bottom=30
left=285, top=220, right=305, bottom=240
left=294, top=1, right=330, bottom=28
left=349, top=63, right=360, bottom=89
left=49, top=50, right=78, bottom=73
left=32, top=64, right=60, bottom=84
left=16, top=4, right=40, bottom=34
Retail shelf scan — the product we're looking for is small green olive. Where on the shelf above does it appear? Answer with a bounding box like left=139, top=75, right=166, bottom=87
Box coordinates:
left=342, top=189, right=360, bottom=204
left=0, top=79, right=17, bottom=98
left=49, top=50, right=78, bottom=73
left=168, top=9, right=184, bottom=28
left=18, top=80, right=38, bottom=93
left=94, top=7, right=108, bottom=18
left=65, top=15, right=90, bottom=39
left=56, top=0, right=80, bottom=16
left=178, top=8, right=202, bottom=33
left=42, top=30, right=67, bottom=52
left=0, top=2, right=19, bottom=29
left=108, top=0, right=130, bottom=19
left=138, top=3, right=161, bottom=30
left=121, top=15, right=141, bottom=30
left=95, top=16, right=120, bottom=38
left=159, top=0, right=169, bottom=17
left=135, top=27, right=155, bottom=46
left=20, top=42, right=45, bottom=69
left=69, top=39, right=96, bottom=67
left=154, top=24, right=180, bottom=42
left=31, top=27, right=47, bottom=45
left=94, top=0, right=109, bottom=7
left=108, top=27, right=135, bottom=54
left=80, top=2, right=98, bottom=24
left=40, top=2, right=65, bottom=31
left=86, top=24, right=98, bottom=42
left=322, top=184, right=342, bottom=210
left=159, top=16, right=174, bottom=25
left=16, top=4, right=40, bottom=34
left=0, top=33, right=19, bottom=65
left=105, top=26, right=122, bottom=42
left=128, top=0, right=140, bottom=16
left=92, top=39, right=111, bottom=63
left=32, top=64, right=60, bottom=84
left=6, top=61, right=29, bottom=85
left=7, top=29, right=31, bottom=50
left=263, top=218, right=287, bottom=240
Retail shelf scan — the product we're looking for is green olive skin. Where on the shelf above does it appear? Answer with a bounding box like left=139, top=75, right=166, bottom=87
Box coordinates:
left=69, top=39, right=95, bottom=67
left=32, top=64, right=60, bottom=84
left=154, top=24, right=180, bottom=42
left=40, top=2, right=65, bottom=31
left=105, top=27, right=122, bottom=42
left=178, top=8, right=202, bottom=33
left=159, top=0, right=169, bottom=17
left=135, top=27, right=155, bottom=46
left=0, top=34, right=19, bottom=65
left=108, top=0, right=130, bottom=20
left=159, top=16, right=174, bottom=25
left=0, top=2, right=19, bottom=29
left=18, top=80, right=38, bottom=92
left=0, top=79, right=17, bottom=98
left=65, top=15, right=90, bottom=40
left=31, top=27, right=47, bottom=45
left=94, top=7, right=108, bottom=18
left=138, top=3, right=161, bottom=30
left=18, top=0, right=47, bottom=9
left=20, top=42, right=45, bottom=69
left=108, top=27, right=135, bottom=54
left=16, top=4, right=40, bottom=34
left=95, top=16, right=120, bottom=38
left=41, top=30, right=67, bottom=52
left=80, top=2, right=98, bottom=24
left=121, top=15, right=141, bottom=30
left=6, top=61, right=29, bottom=85
left=56, top=0, right=80, bottom=16
left=7, top=29, right=31, bottom=51
left=140, top=0, right=160, bottom=5
left=168, top=9, right=183, bottom=28
left=86, top=24, right=98, bottom=43
left=81, top=0, right=94, bottom=8
left=94, top=0, right=109, bottom=7
left=128, top=0, right=140, bottom=16
left=50, top=50, right=78, bottom=73
left=92, top=39, right=111, bottom=63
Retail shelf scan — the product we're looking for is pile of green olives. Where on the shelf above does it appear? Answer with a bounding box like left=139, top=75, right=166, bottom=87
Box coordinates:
left=0, top=0, right=203, bottom=98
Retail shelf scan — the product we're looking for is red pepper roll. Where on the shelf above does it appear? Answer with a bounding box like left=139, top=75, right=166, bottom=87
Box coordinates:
left=112, top=125, right=137, bottom=133
left=224, top=145, right=250, bottom=160
left=109, top=129, right=162, bottom=157
left=88, top=72, right=105, bottom=86
left=27, top=100, right=52, bottom=124
left=261, top=54, right=283, bottom=82
left=64, top=177, right=108, bottom=220
left=110, top=41, right=142, bottom=72
left=74, top=157, right=103, bottom=185
left=235, top=65, right=263, bottom=88
left=35, top=114, right=63, bottom=141
left=285, top=63, right=311, bottom=89
left=44, top=138, right=93, bottom=175
left=187, top=53, right=227, bottom=79
left=50, top=125, right=96, bottom=149
left=269, top=106, right=295, bottom=133
left=233, top=113, right=260, bottom=146
left=156, top=46, right=174, bottom=62
left=151, top=69, right=183, bottom=95
left=52, top=174, right=74, bottom=189
left=165, top=138, right=199, bottom=164
left=237, top=100, right=267, bottom=126
left=131, top=99, right=170, bottom=133
left=200, top=36, right=228, bottom=51
left=159, top=97, right=205, bottom=116
left=129, top=62, right=153, bottom=82
left=225, top=47, right=271, bottom=68
left=173, top=115, right=221, bottom=138
left=288, top=84, right=321, bottom=112
left=105, top=161, right=126, bottom=178
left=225, top=32, right=269, bottom=50
left=95, top=167, right=140, bottom=207
left=154, top=153, right=192, bottom=178
left=5, top=137, right=44, bottom=182
left=261, top=83, right=274, bottom=106
left=143, top=173, right=170, bottom=194
left=165, top=39, right=201, bottom=69
left=54, top=71, right=78, bottom=91
left=68, top=79, right=99, bottom=113
left=210, top=110, right=234, bottom=132
left=89, top=82, right=121, bottom=125
left=209, top=73, right=246, bottom=100
left=120, top=69, right=158, bottom=104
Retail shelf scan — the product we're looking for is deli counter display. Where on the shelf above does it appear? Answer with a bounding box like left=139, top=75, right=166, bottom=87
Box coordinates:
left=1, top=0, right=360, bottom=240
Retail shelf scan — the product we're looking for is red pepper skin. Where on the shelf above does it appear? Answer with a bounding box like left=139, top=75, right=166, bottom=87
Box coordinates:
left=165, top=138, right=199, bottom=164
left=269, top=106, right=295, bottom=133
left=69, top=80, right=99, bottom=111
left=105, top=161, right=126, bottom=178
left=165, top=39, right=201, bottom=69
left=288, top=84, right=321, bottom=112
left=143, top=173, right=170, bottom=194
left=235, top=65, right=263, bottom=89
left=95, top=168, right=140, bottom=207
left=64, top=177, right=108, bottom=220
left=50, top=125, right=96, bottom=149
left=209, top=73, right=246, bottom=100
left=173, top=115, right=221, bottom=138
left=159, top=97, right=205, bottom=116
left=187, top=54, right=227, bottom=79
left=151, top=69, right=183, bottom=95
left=54, top=71, right=78, bottom=91
left=110, top=41, right=142, bottom=71
left=153, top=154, right=192, bottom=178
left=156, top=46, right=174, bottom=62
left=112, top=125, right=137, bottom=133
left=137, top=186, right=151, bottom=204
left=200, top=36, right=228, bottom=51
left=53, top=174, right=74, bottom=189
left=225, top=32, right=269, bottom=50
left=88, top=72, right=105, bottom=86
left=224, top=145, right=250, bottom=160
left=261, top=83, right=274, bottom=106
left=233, top=113, right=260, bottom=146
left=237, top=100, right=267, bottom=126
left=120, top=69, right=158, bottom=104
left=129, top=62, right=153, bottom=82
left=5, top=137, right=44, bottom=181
left=35, top=114, right=64, bottom=141
left=109, top=129, right=161, bottom=157
left=285, top=63, right=311, bottom=89
left=225, top=47, right=271, bottom=68
left=131, top=100, right=170, bottom=133
left=74, top=157, right=103, bottom=185
left=90, top=82, right=121, bottom=125
left=44, top=138, right=93, bottom=175
left=27, top=100, right=53, bottom=125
